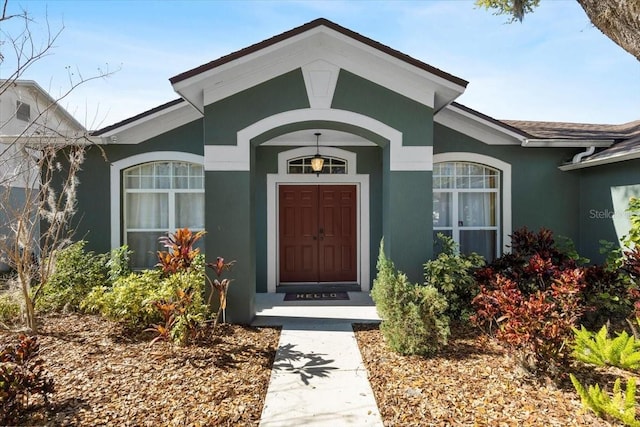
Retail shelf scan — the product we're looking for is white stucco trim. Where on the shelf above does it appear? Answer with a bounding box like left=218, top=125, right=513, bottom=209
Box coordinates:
left=433, top=152, right=512, bottom=254
left=435, top=105, right=524, bottom=146
left=301, top=59, right=340, bottom=109
left=204, top=108, right=433, bottom=171
left=173, top=25, right=464, bottom=113
left=109, top=152, right=204, bottom=249
left=261, top=129, right=376, bottom=146
left=97, top=102, right=201, bottom=145
left=266, top=146, right=370, bottom=293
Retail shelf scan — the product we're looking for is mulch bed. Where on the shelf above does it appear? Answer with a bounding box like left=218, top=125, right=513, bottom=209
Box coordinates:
left=1, top=314, right=281, bottom=426
left=353, top=323, right=620, bottom=427
left=3, top=315, right=634, bottom=426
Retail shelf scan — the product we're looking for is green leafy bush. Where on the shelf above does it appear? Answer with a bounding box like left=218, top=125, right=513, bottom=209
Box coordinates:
left=82, top=269, right=163, bottom=327
left=582, top=263, right=633, bottom=328
left=570, top=375, right=640, bottom=427
left=37, top=241, right=109, bottom=313
left=371, top=241, right=449, bottom=356
left=82, top=255, right=208, bottom=332
left=623, top=197, right=640, bottom=249
left=424, top=233, right=484, bottom=321
left=106, top=245, right=132, bottom=283
left=0, top=292, right=21, bottom=325
left=572, top=325, right=640, bottom=371
left=0, top=335, right=55, bottom=425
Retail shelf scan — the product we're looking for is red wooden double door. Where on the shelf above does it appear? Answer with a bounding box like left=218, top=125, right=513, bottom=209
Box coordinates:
left=279, top=185, right=357, bottom=283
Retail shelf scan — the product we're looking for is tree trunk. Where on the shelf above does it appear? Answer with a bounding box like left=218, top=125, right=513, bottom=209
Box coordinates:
left=18, top=272, right=37, bottom=332
left=577, top=0, right=640, bottom=61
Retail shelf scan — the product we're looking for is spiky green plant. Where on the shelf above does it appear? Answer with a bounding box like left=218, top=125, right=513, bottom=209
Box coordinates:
left=570, top=374, right=640, bottom=427
left=572, top=325, right=640, bottom=371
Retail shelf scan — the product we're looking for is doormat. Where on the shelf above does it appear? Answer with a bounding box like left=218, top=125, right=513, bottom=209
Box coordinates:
left=284, top=292, right=350, bottom=301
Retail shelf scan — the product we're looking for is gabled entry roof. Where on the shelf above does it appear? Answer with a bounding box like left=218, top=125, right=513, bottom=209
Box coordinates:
left=169, top=18, right=468, bottom=114
left=91, top=16, right=640, bottom=167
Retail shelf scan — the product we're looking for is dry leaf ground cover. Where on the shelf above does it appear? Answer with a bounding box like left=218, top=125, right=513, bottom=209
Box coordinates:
left=354, top=322, right=623, bottom=427
left=1, top=314, right=280, bottom=426
left=3, top=313, right=633, bottom=426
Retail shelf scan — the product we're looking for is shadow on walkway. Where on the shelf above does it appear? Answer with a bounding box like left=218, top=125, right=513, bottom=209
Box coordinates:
left=273, top=343, right=338, bottom=385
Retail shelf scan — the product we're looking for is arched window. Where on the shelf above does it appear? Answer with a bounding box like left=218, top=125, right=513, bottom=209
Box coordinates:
left=433, top=161, right=499, bottom=260
left=123, top=161, right=204, bottom=269
left=287, top=156, right=347, bottom=174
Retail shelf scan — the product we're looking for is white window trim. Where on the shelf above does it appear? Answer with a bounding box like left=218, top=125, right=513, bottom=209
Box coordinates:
left=110, top=152, right=205, bottom=249
left=433, top=152, right=511, bottom=254
left=266, top=146, right=370, bottom=293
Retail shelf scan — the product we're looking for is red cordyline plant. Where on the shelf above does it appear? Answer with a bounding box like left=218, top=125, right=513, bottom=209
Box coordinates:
left=1, top=335, right=55, bottom=424
left=471, top=227, right=589, bottom=377
left=156, top=228, right=206, bottom=275
left=472, top=269, right=587, bottom=376
left=146, top=288, right=200, bottom=346
left=206, top=257, right=236, bottom=327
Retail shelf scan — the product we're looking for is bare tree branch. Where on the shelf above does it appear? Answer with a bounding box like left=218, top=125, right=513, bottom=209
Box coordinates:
left=0, top=3, right=115, bottom=332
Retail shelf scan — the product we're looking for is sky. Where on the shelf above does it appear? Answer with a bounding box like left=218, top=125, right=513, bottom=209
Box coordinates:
left=1, top=0, right=639, bottom=130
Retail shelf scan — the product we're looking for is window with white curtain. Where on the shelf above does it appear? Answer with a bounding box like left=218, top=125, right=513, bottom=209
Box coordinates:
left=123, top=161, right=204, bottom=269
left=433, top=162, right=499, bottom=260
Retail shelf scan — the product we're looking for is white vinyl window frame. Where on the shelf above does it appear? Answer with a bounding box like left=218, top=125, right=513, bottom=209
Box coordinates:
left=110, top=152, right=205, bottom=249
left=433, top=152, right=512, bottom=256
left=122, top=161, right=205, bottom=240
left=433, top=162, right=499, bottom=259
left=287, top=156, right=348, bottom=174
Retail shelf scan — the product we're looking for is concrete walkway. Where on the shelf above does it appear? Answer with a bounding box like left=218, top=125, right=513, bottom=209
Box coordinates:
left=252, top=292, right=383, bottom=427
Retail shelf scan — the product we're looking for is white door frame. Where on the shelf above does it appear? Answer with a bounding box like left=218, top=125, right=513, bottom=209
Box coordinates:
left=266, top=147, right=370, bottom=293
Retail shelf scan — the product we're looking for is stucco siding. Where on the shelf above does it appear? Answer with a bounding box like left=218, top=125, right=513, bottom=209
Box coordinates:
left=73, top=119, right=204, bottom=254
left=332, top=70, right=433, bottom=147
left=578, top=159, right=640, bottom=263
left=203, top=69, right=310, bottom=146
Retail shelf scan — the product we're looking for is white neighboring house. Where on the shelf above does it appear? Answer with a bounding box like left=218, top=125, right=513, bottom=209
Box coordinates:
left=0, top=80, right=86, bottom=271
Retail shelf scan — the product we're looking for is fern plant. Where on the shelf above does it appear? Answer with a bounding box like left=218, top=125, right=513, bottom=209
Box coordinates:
left=570, top=374, right=640, bottom=427
left=572, top=325, right=640, bottom=371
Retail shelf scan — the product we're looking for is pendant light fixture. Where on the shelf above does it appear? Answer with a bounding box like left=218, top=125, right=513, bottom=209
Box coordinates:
left=310, top=132, right=324, bottom=175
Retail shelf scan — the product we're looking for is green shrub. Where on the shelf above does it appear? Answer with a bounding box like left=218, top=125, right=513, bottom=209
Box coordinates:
left=37, top=241, right=109, bottom=313
left=82, top=256, right=208, bottom=331
left=0, top=292, right=21, bottom=325
left=424, top=234, right=484, bottom=321
left=371, top=241, right=449, bottom=356
left=106, top=245, right=132, bottom=283
left=83, top=269, right=163, bottom=327
left=582, top=264, right=633, bottom=328
left=623, top=197, right=640, bottom=249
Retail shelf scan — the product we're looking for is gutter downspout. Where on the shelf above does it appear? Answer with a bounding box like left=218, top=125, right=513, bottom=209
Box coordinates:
left=572, top=146, right=595, bottom=164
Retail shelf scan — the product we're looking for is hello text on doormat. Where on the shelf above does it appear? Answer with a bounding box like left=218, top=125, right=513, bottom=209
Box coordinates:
left=283, top=292, right=350, bottom=301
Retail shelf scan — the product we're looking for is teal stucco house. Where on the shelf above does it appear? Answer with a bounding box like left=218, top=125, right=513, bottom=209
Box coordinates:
left=76, top=19, right=640, bottom=323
